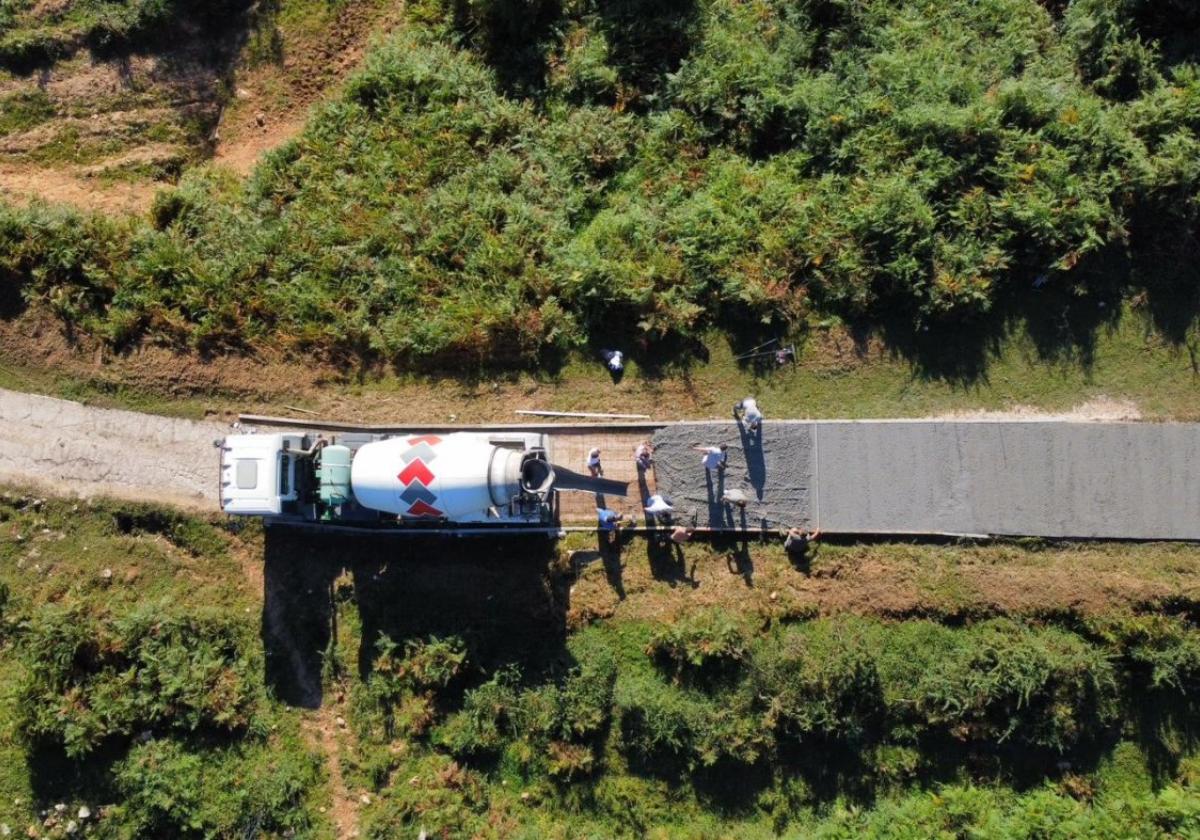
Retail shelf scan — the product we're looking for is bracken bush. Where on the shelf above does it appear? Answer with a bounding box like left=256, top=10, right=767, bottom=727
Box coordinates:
left=435, top=654, right=617, bottom=779
left=17, top=604, right=263, bottom=758
left=351, top=634, right=468, bottom=743
left=806, top=781, right=1200, bottom=839
left=110, top=735, right=322, bottom=839
left=646, top=607, right=749, bottom=684
left=0, top=0, right=1198, bottom=369
left=912, top=619, right=1120, bottom=754
left=752, top=619, right=886, bottom=747
left=350, top=614, right=1200, bottom=837
left=0, top=0, right=250, bottom=71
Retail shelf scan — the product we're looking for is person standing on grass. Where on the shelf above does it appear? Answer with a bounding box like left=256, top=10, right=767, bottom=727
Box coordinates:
left=601, top=350, right=625, bottom=382
left=784, top=527, right=821, bottom=559
left=734, top=397, right=763, bottom=432
left=597, top=508, right=625, bottom=545
left=670, top=525, right=694, bottom=544
left=586, top=447, right=603, bottom=477
left=694, top=443, right=728, bottom=474
left=602, top=349, right=624, bottom=372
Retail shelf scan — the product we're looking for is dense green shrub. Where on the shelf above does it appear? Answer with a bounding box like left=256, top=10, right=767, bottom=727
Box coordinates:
left=646, top=608, right=748, bottom=684
left=17, top=605, right=263, bottom=758
left=3, top=0, right=1199, bottom=370
left=752, top=619, right=886, bottom=746
left=806, top=780, right=1200, bottom=839
left=436, top=655, right=616, bottom=778
left=616, top=673, right=706, bottom=770
left=362, top=753, right=489, bottom=840
left=112, top=735, right=321, bottom=839
left=914, top=620, right=1120, bottom=754
left=353, top=634, right=468, bottom=741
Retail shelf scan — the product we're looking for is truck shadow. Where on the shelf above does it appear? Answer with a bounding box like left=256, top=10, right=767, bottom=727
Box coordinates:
left=262, top=527, right=569, bottom=708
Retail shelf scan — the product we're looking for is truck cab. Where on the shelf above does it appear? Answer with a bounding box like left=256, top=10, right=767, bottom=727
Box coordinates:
left=219, top=433, right=304, bottom=516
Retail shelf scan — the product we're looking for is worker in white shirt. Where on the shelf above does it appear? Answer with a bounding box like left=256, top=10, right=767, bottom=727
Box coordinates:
left=692, top=444, right=728, bottom=474
left=634, top=441, right=653, bottom=471
left=734, top=397, right=763, bottom=432
left=644, top=494, right=674, bottom=515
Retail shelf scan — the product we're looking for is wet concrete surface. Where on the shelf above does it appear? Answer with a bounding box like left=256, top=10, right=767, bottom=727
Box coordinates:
left=653, top=421, right=1200, bottom=539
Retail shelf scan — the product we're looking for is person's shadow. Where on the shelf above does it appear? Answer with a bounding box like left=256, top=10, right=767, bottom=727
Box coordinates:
left=637, top=469, right=652, bottom=507
left=592, top=490, right=627, bottom=599
left=598, top=527, right=626, bottom=600
left=787, top=535, right=819, bottom=574
left=736, top=419, right=767, bottom=500
left=647, top=531, right=695, bottom=588
left=718, top=505, right=754, bottom=587
left=704, top=468, right=726, bottom=527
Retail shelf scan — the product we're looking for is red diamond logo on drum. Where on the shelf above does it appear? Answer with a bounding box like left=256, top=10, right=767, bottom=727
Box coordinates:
left=406, top=500, right=442, bottom=518
left=398, top=459, right=434, bottom=488
left=397, top=435, right=443, bottom=517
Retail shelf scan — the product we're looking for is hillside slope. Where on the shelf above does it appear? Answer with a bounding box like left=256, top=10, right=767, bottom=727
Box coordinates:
left=0, top=0, right=401, bottom=211
left=0, top=0, right=1197, bottom=383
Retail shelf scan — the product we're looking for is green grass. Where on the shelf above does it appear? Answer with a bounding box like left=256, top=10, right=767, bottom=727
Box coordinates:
left=0, top=0, right=248, bottom=71
left=20, top=125, right=133, bottom=166
left=1, top=297, right=1195, bottom=424
left=0, top=489, right=332, bottom=837
left=0, top=88, right=54, bottom=135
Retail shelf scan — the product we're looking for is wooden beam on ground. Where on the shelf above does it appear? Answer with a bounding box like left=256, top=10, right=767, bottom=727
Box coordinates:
left=515, top=409, right=652, bottom=420
left=238, top=414, right=665, bottom=434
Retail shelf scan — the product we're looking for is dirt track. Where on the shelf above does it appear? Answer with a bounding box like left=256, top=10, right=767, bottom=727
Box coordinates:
left=0, top=387, right=226, bottom=509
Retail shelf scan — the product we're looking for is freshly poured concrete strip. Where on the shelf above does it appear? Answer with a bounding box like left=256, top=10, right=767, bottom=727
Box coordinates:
left=0, top=388, right=224, bottom=509
left=651, top=423, right=815, bottom=530
left=653, top=421, right=1200, bottom=539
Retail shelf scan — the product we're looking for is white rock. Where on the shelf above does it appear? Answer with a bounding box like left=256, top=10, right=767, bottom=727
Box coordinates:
left=77, top=806, right=90, bottom=820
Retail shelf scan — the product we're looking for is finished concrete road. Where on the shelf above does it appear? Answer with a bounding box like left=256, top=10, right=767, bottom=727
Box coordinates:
left=653, top=421, right=1200, bottom=540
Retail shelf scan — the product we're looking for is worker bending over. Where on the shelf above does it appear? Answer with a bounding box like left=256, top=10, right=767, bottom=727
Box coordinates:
left=734, top=397, right=763, bottom=432
left=694, top=443, right=728, bottom=474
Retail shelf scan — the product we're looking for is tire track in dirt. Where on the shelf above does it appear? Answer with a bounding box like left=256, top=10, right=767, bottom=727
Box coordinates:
left=302, top=703, right=363, bottom=840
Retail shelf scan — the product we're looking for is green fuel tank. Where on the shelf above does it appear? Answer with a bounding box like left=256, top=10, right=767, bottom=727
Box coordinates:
left=317, top=444, right=353, bottom=507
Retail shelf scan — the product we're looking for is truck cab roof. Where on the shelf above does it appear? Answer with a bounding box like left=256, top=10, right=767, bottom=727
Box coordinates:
left=219, top=433, right=301, bottom=516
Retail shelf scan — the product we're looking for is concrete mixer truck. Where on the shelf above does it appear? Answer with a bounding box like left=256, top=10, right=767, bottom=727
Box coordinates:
left=218, top=429, right=625, bottom=529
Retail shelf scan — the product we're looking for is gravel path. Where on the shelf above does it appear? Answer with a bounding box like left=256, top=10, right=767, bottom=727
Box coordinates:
left=0, top=387, right=226, bottom=509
